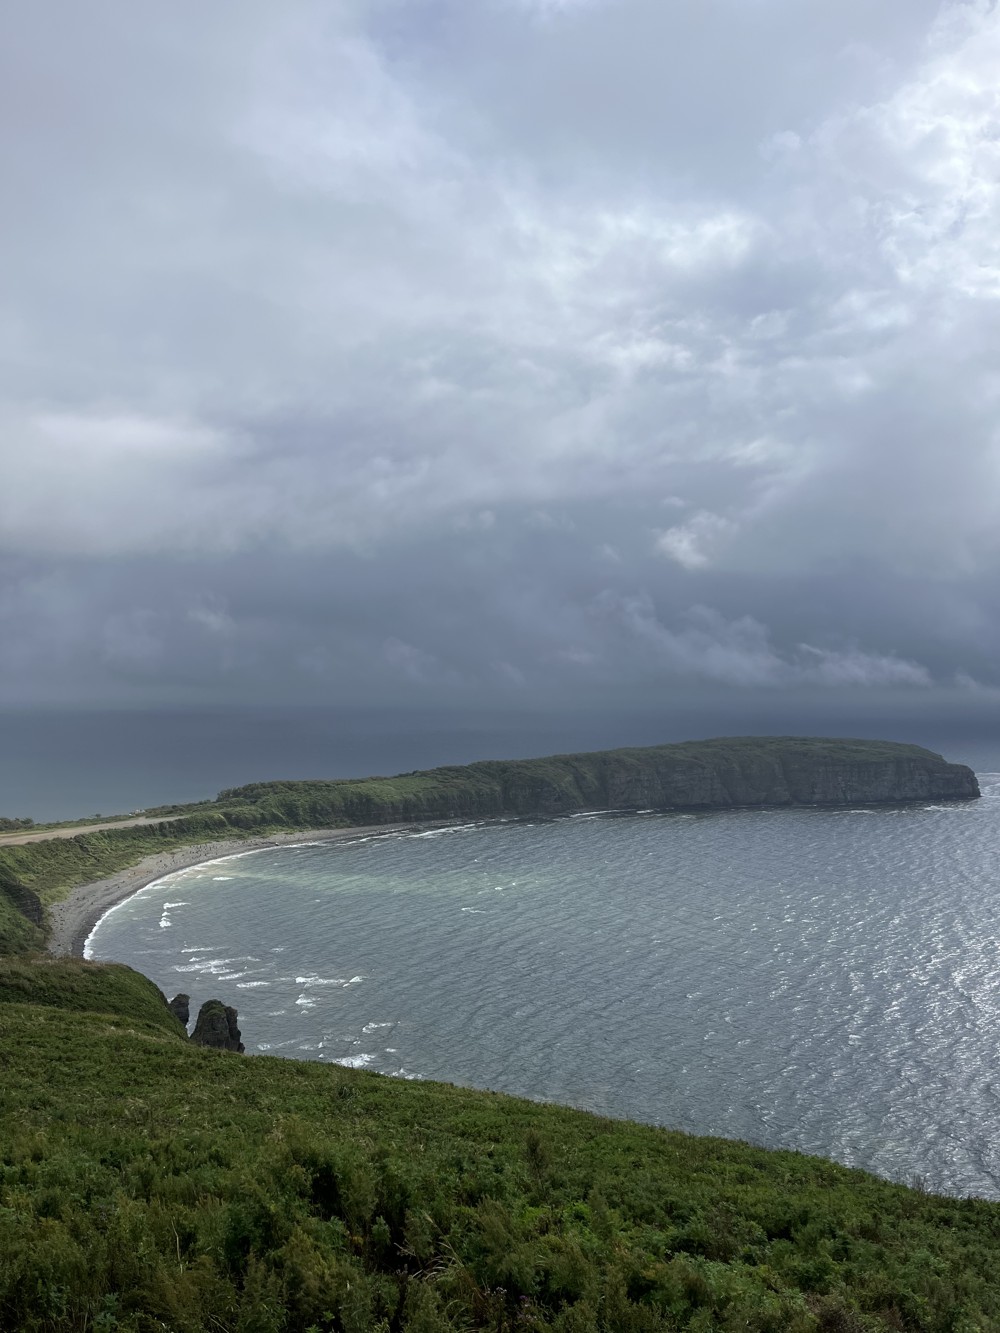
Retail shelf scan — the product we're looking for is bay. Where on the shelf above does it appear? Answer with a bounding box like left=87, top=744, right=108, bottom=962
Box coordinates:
left=88, top=774, right=1000, bottom=1197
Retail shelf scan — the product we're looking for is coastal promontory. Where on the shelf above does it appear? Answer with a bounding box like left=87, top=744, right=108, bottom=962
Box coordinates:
left=217, top=735, right=979, bottom=825
left=0, top=736, right=978, bottom=958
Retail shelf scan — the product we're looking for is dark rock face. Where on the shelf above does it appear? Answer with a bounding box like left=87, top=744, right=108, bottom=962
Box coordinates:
left=1, top=879, right=44, bottom=926
left=488, top=743, right=980, bottom=817
left=191, top=1000, right=244, bottom=1053
left=167, top=993, right=190, bottom=1027
left=594, top=753, right=980, bottom=813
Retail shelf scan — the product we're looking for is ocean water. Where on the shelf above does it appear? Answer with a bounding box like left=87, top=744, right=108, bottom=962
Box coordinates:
left=88, top=776, right=1000, bottom=1197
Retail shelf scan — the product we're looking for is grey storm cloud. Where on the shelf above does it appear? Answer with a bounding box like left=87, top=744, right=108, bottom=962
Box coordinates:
left=3, top=0, right=1000, bottom=713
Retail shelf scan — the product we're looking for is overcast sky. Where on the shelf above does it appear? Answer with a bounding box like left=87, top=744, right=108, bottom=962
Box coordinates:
left=3, top=0, right=1000, bottom=724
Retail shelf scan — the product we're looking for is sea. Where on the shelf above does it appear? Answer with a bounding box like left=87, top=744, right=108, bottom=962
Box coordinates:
left=87, top=768, right=1000, bottom=1199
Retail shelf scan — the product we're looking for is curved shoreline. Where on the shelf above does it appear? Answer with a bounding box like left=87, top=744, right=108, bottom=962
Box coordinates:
left=46, top=822, right=455, bottom=960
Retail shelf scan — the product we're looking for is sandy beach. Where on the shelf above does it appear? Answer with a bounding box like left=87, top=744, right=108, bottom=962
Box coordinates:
left=45, top=822, right=443, bottom=960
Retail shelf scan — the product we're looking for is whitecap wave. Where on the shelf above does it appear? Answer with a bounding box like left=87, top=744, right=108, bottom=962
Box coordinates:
left=410, top=823, right=480, bottom=839
left=171, top=958, right=239, bottom=976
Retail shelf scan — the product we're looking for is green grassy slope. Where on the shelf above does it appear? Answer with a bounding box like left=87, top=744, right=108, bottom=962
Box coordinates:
left=1, top=959, right=998, bottom=1332
left=0, top=889, right=44, bottom=955
left=0, top=814, right=249, bottom=906
left=0, top=813, right=285, bottom=954
left=0, top=956, right=185, bottom=1037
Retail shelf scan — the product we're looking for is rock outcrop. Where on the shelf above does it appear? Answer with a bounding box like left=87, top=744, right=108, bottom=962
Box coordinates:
left=573, top=744, right=980, bottom=814
left=167, top=993, right=190, bottom=1027
left=191, top=999, right=244, bottom=1052
left=0, top=876, right=43, bottom=926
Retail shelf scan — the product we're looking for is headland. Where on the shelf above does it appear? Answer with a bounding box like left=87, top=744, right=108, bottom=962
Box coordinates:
left=0, top=735, right=978, bottom=958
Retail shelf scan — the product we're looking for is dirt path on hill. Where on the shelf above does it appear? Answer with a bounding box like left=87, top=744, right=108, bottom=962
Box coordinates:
left=0, top=815, right=181, bottom=845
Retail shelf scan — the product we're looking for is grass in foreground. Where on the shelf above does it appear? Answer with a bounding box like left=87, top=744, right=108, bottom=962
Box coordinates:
left=1, top=959, right=998, bottom=1332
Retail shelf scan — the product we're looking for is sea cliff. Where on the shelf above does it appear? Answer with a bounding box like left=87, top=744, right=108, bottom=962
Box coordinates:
left=218, top=736, right=980, bottom=825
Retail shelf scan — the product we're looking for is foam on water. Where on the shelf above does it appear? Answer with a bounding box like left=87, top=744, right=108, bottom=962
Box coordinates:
left=410, top=824, right=480, bottom=839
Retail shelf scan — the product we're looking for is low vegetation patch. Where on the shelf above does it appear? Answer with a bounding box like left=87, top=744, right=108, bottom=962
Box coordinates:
left=0, top=956, right=185, bottom=1037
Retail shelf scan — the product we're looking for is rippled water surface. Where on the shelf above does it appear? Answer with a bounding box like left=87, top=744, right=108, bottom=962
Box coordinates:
left=89, top=777, right=1000, bottom=1196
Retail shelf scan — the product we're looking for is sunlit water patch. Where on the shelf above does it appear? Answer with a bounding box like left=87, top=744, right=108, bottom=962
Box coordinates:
left=88, top=778, right=1000, bottom=1196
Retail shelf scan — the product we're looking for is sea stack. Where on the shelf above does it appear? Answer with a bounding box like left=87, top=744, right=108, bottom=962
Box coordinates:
left=191, top=1000, right=244, bottom=1053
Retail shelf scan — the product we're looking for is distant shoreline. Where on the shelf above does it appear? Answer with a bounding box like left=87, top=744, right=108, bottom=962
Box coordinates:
left=47, top=821, right=455, bottom=960
left=36, top=731, right=981, bottom=961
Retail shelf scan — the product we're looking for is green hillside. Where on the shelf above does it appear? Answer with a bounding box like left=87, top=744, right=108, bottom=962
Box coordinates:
left=2, top=956, right=999, bottom=1332
left=0, top=956, right=186, bottom=1036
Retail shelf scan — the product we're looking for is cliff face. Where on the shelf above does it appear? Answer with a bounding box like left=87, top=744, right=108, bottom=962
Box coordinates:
left=375, top=741, right=980, bottom=819
left=219, top=736, right=979, bottom=826
left=514, top=748, right=980, bottom=815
